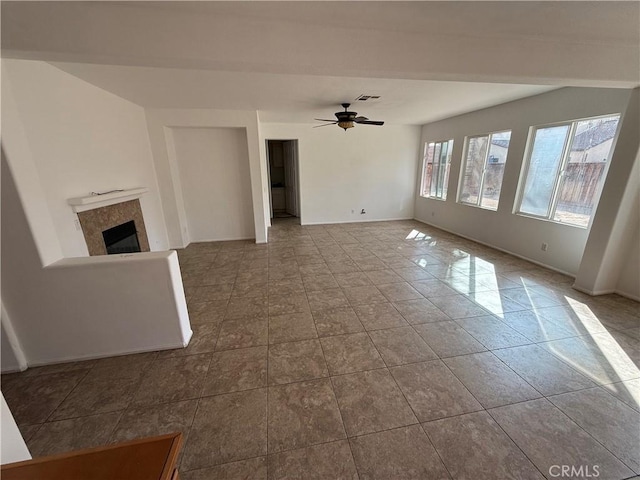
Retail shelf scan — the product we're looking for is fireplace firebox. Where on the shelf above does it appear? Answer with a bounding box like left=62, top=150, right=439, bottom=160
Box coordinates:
left=102, top=220, right=141, bottom=255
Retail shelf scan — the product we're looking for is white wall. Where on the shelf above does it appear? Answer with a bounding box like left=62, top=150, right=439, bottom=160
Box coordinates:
left=1, top=394, right=31, bottom=465
left=1, top=305, right=27, bottom=373
left=171, top=127, right=255, bottom=242
left=617, top=227, right=640, bottom=300
left=260, top=123, right=421, bottom=225
left=145, top=109, right=268, bottom=246
left=1, top=159, right=192, bottom=365
left=414, top=87, right=634, bottom=276
left=2, top=59, right=169, bottom=257
left=575, top=88, right=640, bottom=298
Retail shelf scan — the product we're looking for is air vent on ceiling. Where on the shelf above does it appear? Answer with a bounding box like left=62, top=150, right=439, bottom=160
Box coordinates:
left=355, top=95, right=381, bottom=101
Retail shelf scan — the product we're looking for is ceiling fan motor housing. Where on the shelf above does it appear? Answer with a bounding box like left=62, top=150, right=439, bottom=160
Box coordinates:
left=336, top=104, right=357, bottom=130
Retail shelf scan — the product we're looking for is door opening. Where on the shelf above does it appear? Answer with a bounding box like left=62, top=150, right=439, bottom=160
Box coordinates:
left=266, top=139, right=300, bottom=224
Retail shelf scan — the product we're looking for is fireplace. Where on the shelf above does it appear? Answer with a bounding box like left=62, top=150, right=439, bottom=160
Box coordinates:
left=76, top=199, right=150, bottom=256
left=102, top=220, right=141, bottom=254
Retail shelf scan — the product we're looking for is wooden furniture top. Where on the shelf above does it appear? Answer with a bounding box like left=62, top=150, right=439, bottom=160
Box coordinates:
left=1, top=432, right=182, bottom=480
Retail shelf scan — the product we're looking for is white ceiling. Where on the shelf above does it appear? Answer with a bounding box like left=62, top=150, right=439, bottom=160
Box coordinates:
left=3, top=1, right=638, bottom=125
left=50, top=62, right=556, bottom=125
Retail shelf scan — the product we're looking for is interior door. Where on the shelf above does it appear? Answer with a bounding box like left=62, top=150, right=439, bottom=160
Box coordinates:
left=283, top=141, right=298, bottom=216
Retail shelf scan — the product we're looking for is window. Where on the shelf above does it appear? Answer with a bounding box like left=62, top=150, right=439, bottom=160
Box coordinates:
left=420, top=139, right=454, bottom=200
left=459, top=131, right=511, bottom=210
left=517, top=114, right=620, bottom=228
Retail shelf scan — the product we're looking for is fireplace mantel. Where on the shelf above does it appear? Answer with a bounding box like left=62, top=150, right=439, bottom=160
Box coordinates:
left=68, top=188, right=148, bottom=213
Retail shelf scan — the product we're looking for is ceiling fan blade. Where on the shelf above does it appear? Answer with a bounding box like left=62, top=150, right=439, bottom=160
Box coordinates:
left=354, top=116, right=369, bottom=121
left=314, top=119, right=337, bottom=122
left=313, top=123, right=337, bottom=128
left=354, top=119, right=384, bottom=126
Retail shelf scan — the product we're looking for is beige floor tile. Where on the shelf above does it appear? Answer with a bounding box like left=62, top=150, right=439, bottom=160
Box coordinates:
left=269, top=311, right=317, bottom=344
left=267, top=440, right=358, bottom=480
left=393, top=266, right=433, bottom=282
left=539, top=335, right=640, bottom=386
left=353, top=303, right=408, bottom=331
left=368, top=326, right=437, bottom=366
left=320, top=332, right=385, bottom=375
left=307, top=288, right=351, bottom=312
left=423, top=411, right=544, bottom=480
left=343, top=285, right=388, bottom=306
left=498, top=309, right=576, bottom=342
left=410, top=279, right=458, bottom=298
left=302, top=273, right=339, bottom=292
left=493, top=344, right=596, bottom=395
left=225, top=295, right=268, bottom=319
left=183, top=389, right=267, bottom=470
left=203, top=346, right=268, bottom=395
left=390, top=360, right=482, bottom=422
left=490, top=398, right=634, bottom=480
left=216, top=317, right=268, bottom=350
left=444, top=352, right=541, bottom=408
left=183, top=457, right=267, bottom=480
left=269, top=293, right=309, bottom=316
left=455, top=315, right=532, bottom=350
left=413, top=321, right=486, bottom=358
left=268, top=339, right=328, bottom=385
left=3, top=371, right=89, bottom=425
left=333, top=272, right=373, bottom=288
left=7, top=219, right=639, bottom=479
left=28, top=412, right=121, bottom=457
left=393, top=298, right=449, bottom=324
left=363, top=269, right=404, bottom=285
left=549, top=387, right=640, bottom=474
left=312, top=306, right=364, bottom=337
left=132, top=354, right=211, bottom=406
left=603, top=379, right=640, bottom=412
left=267, top=378, right=346, bottom=453
left=111, top=399, right=197, bottom=443
left=350, top=424, right=450, bottom=479
left=50, top=372, right=141, bottom=420
left=332, top=369, right=418, bottom=437
left=429, top=294, right=490, bottom=319
left=377, top=282, right=423, bottom=302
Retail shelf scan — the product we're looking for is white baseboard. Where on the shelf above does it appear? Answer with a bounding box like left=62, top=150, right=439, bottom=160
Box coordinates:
left=17, top=338, right=192, bottom=370
left=614, top=290, right=640, bottom=302
left=302, top=217, right=414, bottom=226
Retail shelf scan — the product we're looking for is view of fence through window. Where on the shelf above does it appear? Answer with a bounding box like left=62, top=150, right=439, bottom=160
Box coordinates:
left=460, top=131, right=511, bottom=210
left=420, top=139, right=454, bottom=200
left=518, top=115, right=620, bottom=227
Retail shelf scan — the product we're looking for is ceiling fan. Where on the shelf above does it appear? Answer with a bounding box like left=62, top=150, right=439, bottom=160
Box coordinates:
left=314, top=103, right=384, bottom=131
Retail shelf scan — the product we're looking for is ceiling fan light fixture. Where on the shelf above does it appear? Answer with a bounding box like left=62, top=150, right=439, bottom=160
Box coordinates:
left=338, top=120, right=354, bottom=130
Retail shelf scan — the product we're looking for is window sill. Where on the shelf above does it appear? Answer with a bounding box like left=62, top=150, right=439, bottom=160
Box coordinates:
left=418, top=195, right=447, bottom=202
left=458, top=202, right=498, bottom=212
left=514, top=212, right=589, bottom=229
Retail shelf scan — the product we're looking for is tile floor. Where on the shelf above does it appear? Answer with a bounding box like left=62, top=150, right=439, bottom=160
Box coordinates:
left=3, top=218, right=640, bottom=479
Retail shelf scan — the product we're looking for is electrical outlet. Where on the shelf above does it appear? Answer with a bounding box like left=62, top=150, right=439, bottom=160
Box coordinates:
left=541, top=242, right=548, bottom=252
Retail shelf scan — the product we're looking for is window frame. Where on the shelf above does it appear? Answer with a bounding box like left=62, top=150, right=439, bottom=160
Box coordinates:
left=515, top=113, right=621, bottom=228
left=419, top=138, right=454, bottom=201
left=458, top=130, right=512, bottom=211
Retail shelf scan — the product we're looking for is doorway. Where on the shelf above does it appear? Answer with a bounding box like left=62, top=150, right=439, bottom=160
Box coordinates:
left=267, top=139, right=300, bottom=224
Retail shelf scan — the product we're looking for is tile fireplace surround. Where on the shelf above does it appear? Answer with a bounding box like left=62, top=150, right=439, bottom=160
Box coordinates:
left=77, top=199, right=150, bottom=256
